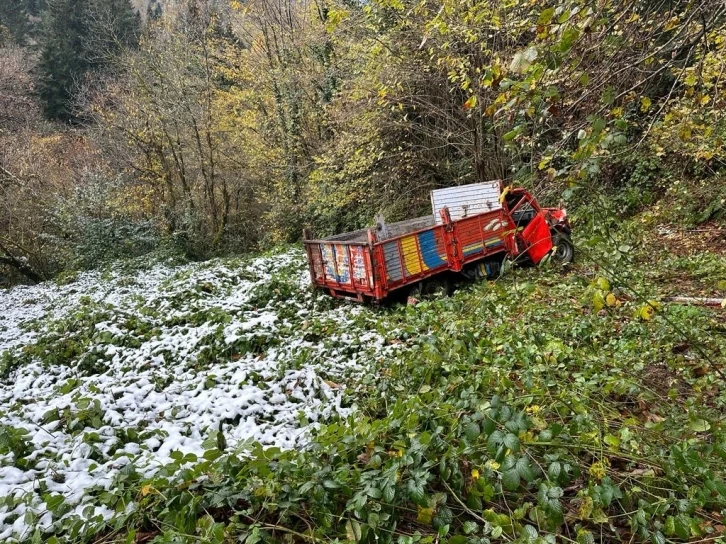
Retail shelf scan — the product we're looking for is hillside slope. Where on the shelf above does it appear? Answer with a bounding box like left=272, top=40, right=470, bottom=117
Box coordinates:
left=1, top=231, right=726, bottom=543
left=0, top=251, right=397, bottom=541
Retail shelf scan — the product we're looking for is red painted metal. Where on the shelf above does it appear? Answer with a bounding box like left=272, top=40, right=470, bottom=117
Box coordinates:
left=303, top=187, right=568, bottom=302
left=520, top=214, right=553, bottom=263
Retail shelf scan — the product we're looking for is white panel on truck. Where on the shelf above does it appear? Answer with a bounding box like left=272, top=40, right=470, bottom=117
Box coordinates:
left=431, top=181, right=502, bottom=224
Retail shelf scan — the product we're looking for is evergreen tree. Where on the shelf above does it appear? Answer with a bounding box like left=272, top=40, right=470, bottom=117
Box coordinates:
left=26, top=0, right=47, bottom=16
left=37, top=0, right=90, bottom=121
left=147, top=0, right=162, bottom=22
left=37, top=0, right=140, bottom=121
left=0, top=0, right=32, bottom=45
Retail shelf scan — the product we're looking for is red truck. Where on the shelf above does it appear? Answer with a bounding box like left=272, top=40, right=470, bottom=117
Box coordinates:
left=303, top=181, right=572, bottom=302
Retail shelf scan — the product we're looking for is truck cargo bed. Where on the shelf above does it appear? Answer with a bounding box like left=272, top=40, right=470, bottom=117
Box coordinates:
left=303, top=182, right=569, bottom=302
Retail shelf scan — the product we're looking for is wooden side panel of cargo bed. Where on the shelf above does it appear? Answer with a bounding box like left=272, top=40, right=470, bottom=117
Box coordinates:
left=380, top=226, right=449, bottom=289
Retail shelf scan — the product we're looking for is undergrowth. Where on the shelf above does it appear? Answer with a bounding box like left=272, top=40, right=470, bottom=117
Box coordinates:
left=4, top=222, right=726, bottom=544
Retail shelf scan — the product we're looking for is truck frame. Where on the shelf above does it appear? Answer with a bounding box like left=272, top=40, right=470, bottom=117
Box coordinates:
left=303, top=182, right=572, bottom=302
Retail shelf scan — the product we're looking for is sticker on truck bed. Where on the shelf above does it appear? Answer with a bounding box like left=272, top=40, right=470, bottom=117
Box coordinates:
left=351, top=246, right=367, bottom=282
left=321, top=244, right=351, bottom=284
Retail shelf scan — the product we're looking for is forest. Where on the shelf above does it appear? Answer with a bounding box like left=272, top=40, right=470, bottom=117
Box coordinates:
left=0, top=0, right=723, bottom=284
left=1, top=0, right=726, bottom=543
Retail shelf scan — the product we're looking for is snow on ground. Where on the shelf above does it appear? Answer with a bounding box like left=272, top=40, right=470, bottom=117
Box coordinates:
left=0, top=250, right=395, bottom=541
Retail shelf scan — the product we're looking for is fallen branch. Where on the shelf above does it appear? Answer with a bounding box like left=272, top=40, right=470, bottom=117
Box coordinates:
left=665, top=296, right=725, bottom=308
left=0, top=239, right=43, bottom=283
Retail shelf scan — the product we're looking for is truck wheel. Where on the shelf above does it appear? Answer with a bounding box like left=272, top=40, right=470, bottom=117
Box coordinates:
left=474, top=262, right=488, bottom=281
left=552, top=234, right=575, bottom=265
left=422, top=278, right=451, bottom=298
left=476, top=259, right=502, bottom=280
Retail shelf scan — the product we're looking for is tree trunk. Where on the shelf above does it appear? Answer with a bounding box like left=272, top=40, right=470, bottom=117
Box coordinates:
left=0, top=240, right=43, bottom=283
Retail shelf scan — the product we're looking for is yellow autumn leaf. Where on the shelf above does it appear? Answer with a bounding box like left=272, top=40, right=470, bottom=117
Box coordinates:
left=471, top=468, right=480, bottom=480
left=417, top=506, right=434, bottom=525
left=664, top=16, right=680, bottom=31
left=700, top=95, right=711, bottom=106
left=640, top=97, right=651, bottom=112
left=499, top=186, right=511, bottom=203
left=463, top=95, right=478, bottom=110
left=595, top=277, right=610, bottom=291
left=579, top=496, right=594, bottom=520
left=638, top=304, right=655, bottom=321
left=605, top=293, right=617, bottom=307
left=485, top=459, right=501, bottom=470
left=589, top=461, right=607, bottom=480
left=626, top=12, right=640, bottom=23
left=140, top=484, right=154, bottom=497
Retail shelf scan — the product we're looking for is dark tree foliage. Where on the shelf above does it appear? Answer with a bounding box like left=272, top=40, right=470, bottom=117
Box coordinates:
left=26, top=0, right=47, bottom=15
left=0, top=0, right=33, bottom=45
left=37, top=0, right=90, bottom=120
left=147, top=0, right=163, bottom=22
left=37, top=0, right=140, bottom=121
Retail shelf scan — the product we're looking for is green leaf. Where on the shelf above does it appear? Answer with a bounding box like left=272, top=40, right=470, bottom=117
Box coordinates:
left=665, top=515, right=675, bottom=535
left=383, top=484, right=395, bottom=503
left=408, top=481, right=426, bottom=505
left=594, top=277, right=610, bottom=290
left=601, top=86, right=616, bottom=104
left=203, top=449, right=222, bottom=461
left=559, top=28, right=580, bottom=52
left=502, top=468, right=520, bottom=490
left=488, top=430, right=505, bottom=452
left=503, top=433, right=520, bottom=452
left=503, top=129, right=519, bottom=141
left=689, top=419, right=710, bottom=432
left=345, top=519, right=362, bottom=541
left=674, top=514, right=690, bottom=540
left=367, top=487, right=382, bottom=499
left=464, top=421, right=481, bottom=441
left=603, top=434, right=620, bottom=448
left=44, top=494, right=65, bottom=512
left=537, top=7, right=555, bottom=25
left=516, top=457, right=535, bottom=482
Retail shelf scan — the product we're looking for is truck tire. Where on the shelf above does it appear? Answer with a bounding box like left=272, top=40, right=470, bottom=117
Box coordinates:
left=552, top=233, right=575, bottom=265
left=409, top=278, right=451, bottom=300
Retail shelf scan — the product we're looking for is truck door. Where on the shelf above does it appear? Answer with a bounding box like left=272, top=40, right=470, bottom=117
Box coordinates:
left=506, top=191, right=553, bottom=264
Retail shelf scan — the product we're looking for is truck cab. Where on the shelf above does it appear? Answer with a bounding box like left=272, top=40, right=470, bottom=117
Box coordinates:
left=502, top=187, right=572, bottom=263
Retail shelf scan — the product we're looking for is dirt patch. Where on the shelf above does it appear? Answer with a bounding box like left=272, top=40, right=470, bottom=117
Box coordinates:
left=640, top=361, right=690, bottom=401
left=651, top=222, right=726, bottom=257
